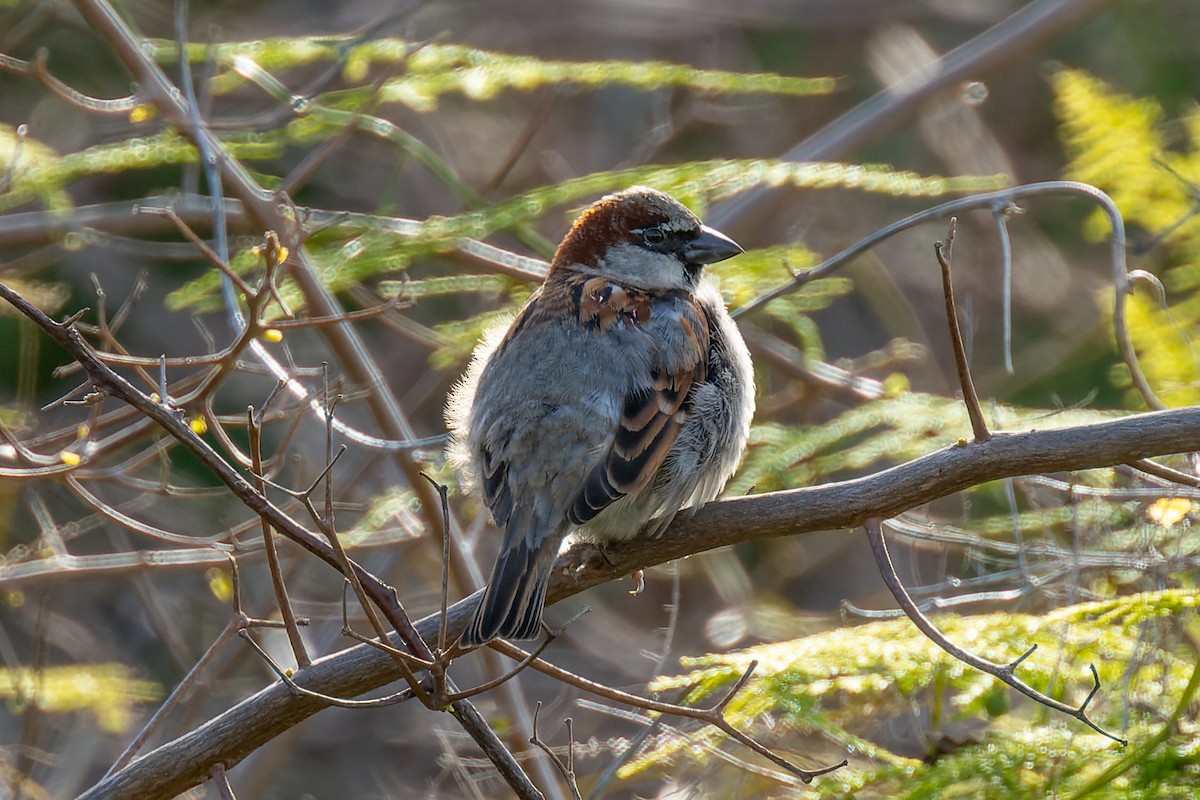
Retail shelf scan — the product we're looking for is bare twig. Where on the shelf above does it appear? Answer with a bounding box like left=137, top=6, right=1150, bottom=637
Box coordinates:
left=993, top=203, right=1019, bottom=374
left=479, top=91, right=560, bottom=197
left=492, top=643, right=846, bottom=784
left=418, top=473, right=454, bottom=653
left=935, top=218, right=990, bottom=442
left=69, top=0, right=456, bottom=472
left=731, top=181, right=1159, bottom=411
left=147, top=206, right=254, bottom=297
left=440, top=609, right=588, bottom=703
left=1127, top=458, right=1200, bottom=489
left=239, top=630, right=416, bottom=710
left=292, top=473, right=437, bottom=707
left=864, top=517, right=1126, bottom=744
left=276, top=38, right=429, bottom=197
left=5, top=253, right=526, bottom=793
left=449, top=699, right=546, bottom=800
left=104, top=557, right=302, bottom=777
left=529, top=704, right=582, bottom=800
left=248, top=405, right=310, bottom=668
left=1066, top=633, right=1200, bottom=797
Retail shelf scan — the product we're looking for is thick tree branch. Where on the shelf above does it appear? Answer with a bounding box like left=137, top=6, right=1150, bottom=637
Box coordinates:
left=78, top=402, right=1200, bottom=799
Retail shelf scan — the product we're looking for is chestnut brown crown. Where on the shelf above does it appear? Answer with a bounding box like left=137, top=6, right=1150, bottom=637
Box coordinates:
left=549, top=187, right=743, bottom=291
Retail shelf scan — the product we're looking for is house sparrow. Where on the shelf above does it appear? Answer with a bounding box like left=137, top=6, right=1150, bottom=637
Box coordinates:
left=446, top=187, right=755, bottom=646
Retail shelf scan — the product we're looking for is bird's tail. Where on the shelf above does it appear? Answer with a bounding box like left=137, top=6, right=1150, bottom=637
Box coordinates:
left=461, top=524, right=559, bottom=647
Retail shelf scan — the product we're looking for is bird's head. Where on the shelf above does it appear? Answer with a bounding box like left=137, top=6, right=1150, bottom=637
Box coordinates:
left=549, top=186, right=743, bottom=292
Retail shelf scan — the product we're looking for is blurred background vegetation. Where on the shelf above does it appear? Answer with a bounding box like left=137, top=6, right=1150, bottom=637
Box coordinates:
left=2, top=0, right=1200, bottom=797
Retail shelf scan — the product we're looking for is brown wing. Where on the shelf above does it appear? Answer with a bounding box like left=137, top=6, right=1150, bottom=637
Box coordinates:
left=568, top=290, right=709, bottom=525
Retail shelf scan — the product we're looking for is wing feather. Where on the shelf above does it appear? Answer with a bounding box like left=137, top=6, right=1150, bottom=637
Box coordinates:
left=568, top=293, right=709, bottom=525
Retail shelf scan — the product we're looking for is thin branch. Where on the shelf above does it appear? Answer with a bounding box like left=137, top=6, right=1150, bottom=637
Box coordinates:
left=708, top=0, right=1120, bottom=228
left=146, top=206, right=254, bottom=297
left=492, top=643, right=845, bottom=784
left=1065, top=633, right=1200, bottom=797
left=1127, top=458, right=1200, bottom=489
left=8, top=247, right=534, bottom=795
left=479, top=91, right=559, bottom=197
left=296, top=486, right=436, bottom=707
left=446, top=634, right=559, bottom=700
left=276, top=39, right=424, bottom=197
left=248, top=405, right=310, bottom=668
left=67, top=476, right=236, bottom=547
left=994, top=202, right=1019, bottom=374
left=103, top=556, right=297, bottom=777
left=441, top=609, right=588, bottom=703
left=69, top=0, right=461, bottom=474
left=238, top=630, right=416, bottom=710
left=935, top=218, right=990, bottom=442
left=731, top=181, right=1159, bottom=411
left=448, top=698, right=546, bottom=800
left=864, top=517, right=1126, bottom=744
left=419, top=473, right=454, bottom=653
left=739, top=322, right=885, bottom=402
left=529, top=704, right=582, bottom=800
left=0, top=49, right=140, bottom=113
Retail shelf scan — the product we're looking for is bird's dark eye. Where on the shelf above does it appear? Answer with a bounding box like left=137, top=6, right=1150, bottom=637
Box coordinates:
left=641, top=226, right=666, bottom=246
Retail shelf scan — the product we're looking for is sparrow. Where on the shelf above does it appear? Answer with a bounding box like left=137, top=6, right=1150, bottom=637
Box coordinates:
left=446, top=186, right=755, bottom=646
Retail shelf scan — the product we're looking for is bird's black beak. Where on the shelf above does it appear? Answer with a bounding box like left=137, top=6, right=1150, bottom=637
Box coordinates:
left=683, top=225, right=744, bottom=265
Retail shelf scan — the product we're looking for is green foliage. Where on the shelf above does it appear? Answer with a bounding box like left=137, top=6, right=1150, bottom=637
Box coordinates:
left=1053, top=68, right=1200, bottom=406
left=151, top=37, right=839, bottom=111
left=0, top=127, right=284, bottom=213
left=0, top=664, right=161, bottom=733
left=164, top=160, right=996, bottom=348
left=731, top=393, right=1118, bottom=493
left=340, top=488, right=424, bottom=547
left=630, top=593, right=1200, bottom=798
left=0, top=124, right=71, bottom=212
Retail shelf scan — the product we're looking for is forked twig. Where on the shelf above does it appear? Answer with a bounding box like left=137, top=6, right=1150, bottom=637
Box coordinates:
left=238, top=630, right=417, bottom=710
left=490, top=641, right=846, bottom=783
left=529, top=704, right=582, bottom=800
left=291, top=475, right=437, bottom=707
left=864, top=516, right=1126, bottom=745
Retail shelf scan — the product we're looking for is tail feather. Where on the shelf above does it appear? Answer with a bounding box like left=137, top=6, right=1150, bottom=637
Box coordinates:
left=461, top=532, right=558, bottom=646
